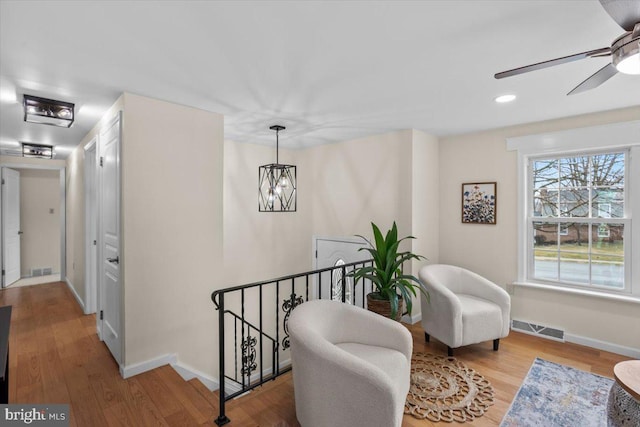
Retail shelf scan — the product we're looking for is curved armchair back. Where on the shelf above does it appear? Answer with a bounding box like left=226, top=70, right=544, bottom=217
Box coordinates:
left=289, top=300, right=412, bottom=427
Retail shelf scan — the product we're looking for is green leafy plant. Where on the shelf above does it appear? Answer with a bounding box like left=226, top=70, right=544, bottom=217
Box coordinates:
left=350, top=221, right=429, bottom=319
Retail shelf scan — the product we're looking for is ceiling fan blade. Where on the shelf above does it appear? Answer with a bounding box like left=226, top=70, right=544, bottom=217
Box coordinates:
left=494, top=47, right=610, bottom=79
left=599, top=0, right=640, bottom=31
left=567, top=63, right=618, bottom=95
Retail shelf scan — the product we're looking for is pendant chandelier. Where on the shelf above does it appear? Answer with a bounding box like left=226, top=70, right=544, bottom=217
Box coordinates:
left=258, top=125, right=297, bottom=212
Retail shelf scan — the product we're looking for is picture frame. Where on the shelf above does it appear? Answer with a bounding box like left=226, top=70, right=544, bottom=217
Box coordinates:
left=462, top=182, right=497, bottom=224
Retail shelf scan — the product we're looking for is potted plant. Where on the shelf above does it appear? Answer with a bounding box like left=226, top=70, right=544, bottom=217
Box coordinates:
left=350, top=221, right=429, bottom=321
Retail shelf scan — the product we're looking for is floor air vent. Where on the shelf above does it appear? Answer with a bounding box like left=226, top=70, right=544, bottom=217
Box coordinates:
left=42, top=267, right=53, bottom=275
left=511, top=319, right=565, bottom=342
left=31, top=268, right=43, bottom=277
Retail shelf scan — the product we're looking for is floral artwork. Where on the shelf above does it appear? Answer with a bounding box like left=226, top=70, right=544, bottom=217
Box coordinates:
left=462, top=182, right=497, bottom=224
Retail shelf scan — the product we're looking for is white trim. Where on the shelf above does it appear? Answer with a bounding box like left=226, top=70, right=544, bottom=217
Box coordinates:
left=402, top=312, right=421, bottom=324
left=565, top=333, right=640, bottom=359
left=171, top=361, right=219, bottom=392
left=506, top=120, right=640, bottom=154
left=64, top=277, right=85, bottom=312
left=513, top=281, right=640, bottom=304
left=120, top=353, right=177, bottom=379
left=509, top=121, right=640, bottom=298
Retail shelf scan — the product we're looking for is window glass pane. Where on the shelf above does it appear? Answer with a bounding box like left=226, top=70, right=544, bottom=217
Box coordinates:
left=559, top=188, right=589, bottom=217
left=592, top=223, right=623, bottom=255
left=533, top=159, right=558, bottom=190
left=559, top=252, right=590, bottom=285
left=533, top=189, right=557, bottom=217
left=533, top=222, right=557, bottom=248
left=558, top=223, right=589, bottom=285
left=559, top=223, right=589, bottom=255
left=591, top=153, right=624, bottom=186
left=591, top=256, right=624, bottom=289
left=592, top=187, right=624, bottom=218
left=559, top=156, right=589, bottom=188
left=534, top=251, right=558, bottom=281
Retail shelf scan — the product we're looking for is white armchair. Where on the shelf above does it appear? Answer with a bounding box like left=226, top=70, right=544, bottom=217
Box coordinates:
left=289, top=299, right=412, bottom=427
left=418, top=264, right=511, bottom=356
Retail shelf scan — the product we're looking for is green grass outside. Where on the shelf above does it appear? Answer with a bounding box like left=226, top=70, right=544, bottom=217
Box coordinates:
left=535, top=241, right=623, bottom=263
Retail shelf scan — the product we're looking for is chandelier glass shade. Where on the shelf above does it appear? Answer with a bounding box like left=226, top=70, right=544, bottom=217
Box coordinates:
left=259, top=125, right=297, bottom=212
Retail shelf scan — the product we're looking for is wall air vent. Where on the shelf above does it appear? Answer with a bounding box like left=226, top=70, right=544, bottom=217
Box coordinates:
left=511, top=319, right=565, bottom=342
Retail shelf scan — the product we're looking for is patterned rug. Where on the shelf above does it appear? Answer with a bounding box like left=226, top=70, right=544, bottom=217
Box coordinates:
left=404, top=353, right=495, bottom=422
left=500, top=358, right=614, bottom=427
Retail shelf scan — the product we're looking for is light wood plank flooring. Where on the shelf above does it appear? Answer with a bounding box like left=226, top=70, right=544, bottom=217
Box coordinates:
left=0, top=281, right=631, bottom=426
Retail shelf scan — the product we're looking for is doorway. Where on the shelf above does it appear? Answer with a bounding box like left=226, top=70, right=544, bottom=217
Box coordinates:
left=313, top=236, right=370, bottom=305
left=0, top=163, right=66, bottom=289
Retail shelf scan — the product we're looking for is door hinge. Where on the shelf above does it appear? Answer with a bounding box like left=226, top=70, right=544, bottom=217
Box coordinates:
left=100, top=310, right=103, bottom=320
left=1, top=178, right=4, bottom=185
left=93, top=240, right=97, bottom=246
left=315, top=250, right=318, bottom=258
left=99, top=157, right=104, bottom=167
left=1, top=269, right=4, bottom=276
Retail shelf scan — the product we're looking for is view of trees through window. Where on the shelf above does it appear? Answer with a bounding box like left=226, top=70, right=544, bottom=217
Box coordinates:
left=530, top=152, right=625, bottom=289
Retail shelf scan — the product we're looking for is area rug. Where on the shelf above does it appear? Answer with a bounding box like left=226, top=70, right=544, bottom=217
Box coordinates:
left=404, top=352, right=495, bottom=422
left=500, top=358, right=613, bottom=427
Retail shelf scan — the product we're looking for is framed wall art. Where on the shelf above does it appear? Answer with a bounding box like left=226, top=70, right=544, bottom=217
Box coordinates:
left=462, top=182, right=497, bottom=224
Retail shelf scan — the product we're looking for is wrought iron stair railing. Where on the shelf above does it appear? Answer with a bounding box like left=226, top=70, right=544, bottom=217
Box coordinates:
left=211, top=259, right=374, bottom=426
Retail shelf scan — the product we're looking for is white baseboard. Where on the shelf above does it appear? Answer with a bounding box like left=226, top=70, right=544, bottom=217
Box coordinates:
left=64, top=277, right=85, bottom=313
left=121, top=353, right=177, bottom=379
left=565, top=333, right=640, bottom=359
left=171, top=361, right=219, bottom=391
left=403, top=312, right=421, bottom=324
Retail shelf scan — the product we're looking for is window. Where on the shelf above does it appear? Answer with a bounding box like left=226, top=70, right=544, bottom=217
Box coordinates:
left=529, top=152, right=628, bottom=291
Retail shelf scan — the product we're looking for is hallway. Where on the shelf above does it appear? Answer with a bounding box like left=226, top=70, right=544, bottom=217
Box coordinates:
left=0, top=282, right=220, bottom=426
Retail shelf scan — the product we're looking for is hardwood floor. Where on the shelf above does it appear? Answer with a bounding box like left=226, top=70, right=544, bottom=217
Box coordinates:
left=0, top=281, right=631, bottom=426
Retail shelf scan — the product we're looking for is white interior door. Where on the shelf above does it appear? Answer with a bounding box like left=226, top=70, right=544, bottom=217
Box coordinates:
left=2, top=168, right=21, bottom=286
left=99, top=113, right=122, bottom=365
left=314, top=237, right=369, bottom=305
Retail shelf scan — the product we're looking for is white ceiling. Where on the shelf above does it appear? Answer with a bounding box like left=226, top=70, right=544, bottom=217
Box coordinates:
left=1, top=1, right=639, bottom=159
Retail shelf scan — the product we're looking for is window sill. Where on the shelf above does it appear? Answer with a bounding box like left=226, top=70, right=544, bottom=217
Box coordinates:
left=512, top=281, right=640, bottom=304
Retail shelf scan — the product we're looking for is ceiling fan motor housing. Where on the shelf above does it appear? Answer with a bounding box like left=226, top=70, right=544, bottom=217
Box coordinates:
left=611, top=28, right=640, bottom=75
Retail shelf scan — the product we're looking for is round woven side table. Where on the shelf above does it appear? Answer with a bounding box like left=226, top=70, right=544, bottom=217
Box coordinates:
left=607, top=360, right=640, bottom=426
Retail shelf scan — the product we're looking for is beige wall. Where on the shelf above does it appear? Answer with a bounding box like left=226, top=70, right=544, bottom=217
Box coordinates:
left=411, top=129, right=440, bottom=318
left=223, top=140, right=310, bottom=285
left=439, top=106, right=640, bottom=351
left=18, top=168, right=60, bottom=276
left=306, top=130, right=414, bottom=240
left=121, top=93, right=224, bottom=374
left=302, top=129, right=440, bottom=319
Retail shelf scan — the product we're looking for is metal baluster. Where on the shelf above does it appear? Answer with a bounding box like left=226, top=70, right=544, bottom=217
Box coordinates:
left=259, top=285, right=263, bottom=385
left=342, top=264, right=347, bottom=303
left=275, top=281, right=280, bottom=376
left=241, top=288, right=246, bottom=389
left=215, top=293, right=230, bottom=426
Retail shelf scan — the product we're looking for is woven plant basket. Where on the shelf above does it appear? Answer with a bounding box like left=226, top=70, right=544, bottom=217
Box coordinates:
left=367, top=293, right=404, bottom=321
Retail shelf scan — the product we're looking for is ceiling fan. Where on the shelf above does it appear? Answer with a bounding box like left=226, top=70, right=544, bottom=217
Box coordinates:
left=495, top=0, right=640, bottom=95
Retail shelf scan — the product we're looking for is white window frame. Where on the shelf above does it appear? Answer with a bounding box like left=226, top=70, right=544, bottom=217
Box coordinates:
left=507, top=120, right=640, bottom=302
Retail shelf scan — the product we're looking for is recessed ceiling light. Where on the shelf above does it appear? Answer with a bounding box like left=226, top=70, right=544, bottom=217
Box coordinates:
left=495, top=94, right=516, bottom=103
